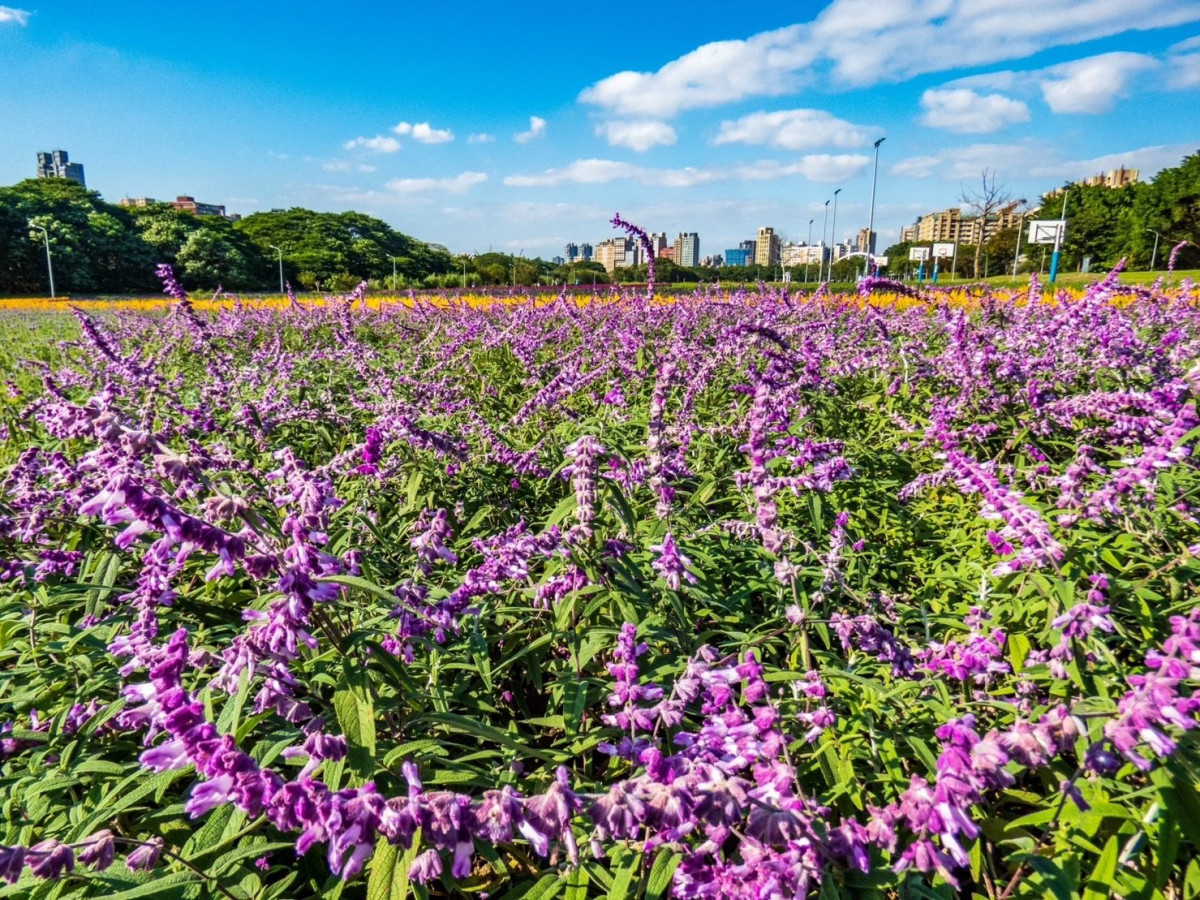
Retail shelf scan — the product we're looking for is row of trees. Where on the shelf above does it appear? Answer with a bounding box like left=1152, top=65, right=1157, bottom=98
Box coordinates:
left=0, top=179, right=455, bottom=295
left=884, top=151, right=1200, bottom=278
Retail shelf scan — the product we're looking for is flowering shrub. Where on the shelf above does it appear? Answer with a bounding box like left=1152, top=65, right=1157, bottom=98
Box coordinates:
left=0, top=263, right=1198, bottom=898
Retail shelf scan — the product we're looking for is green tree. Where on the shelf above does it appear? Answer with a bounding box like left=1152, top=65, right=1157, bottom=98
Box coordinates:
left=0, top=179, right=155, bottom=294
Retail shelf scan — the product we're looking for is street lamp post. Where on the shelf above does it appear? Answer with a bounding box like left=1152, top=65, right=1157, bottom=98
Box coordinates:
left=269, top=244, right=284, bottom=294
left=390, top=256, right=399, bottom=292
left=828, top=188, right=842, bottom=283
left=805, top=218, right=814, bottom=284
left=1146, top=229, right=1163, bottom=270
left=820, top=200, right=830, bottom=283
left=28, top=221, right=56, bottom=298
left=864, top=137, right=885, bottom=277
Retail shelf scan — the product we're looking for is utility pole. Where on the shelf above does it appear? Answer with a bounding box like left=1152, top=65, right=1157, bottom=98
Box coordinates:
left=865, top=137, right=885, bottom=277
left=269, top=244, right=284, bottom=294
left=28, top=221, right=56, bottom=298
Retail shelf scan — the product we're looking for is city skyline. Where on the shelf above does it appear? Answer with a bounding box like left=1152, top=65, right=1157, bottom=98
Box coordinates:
left=2, top=1, right=1198, bottom=255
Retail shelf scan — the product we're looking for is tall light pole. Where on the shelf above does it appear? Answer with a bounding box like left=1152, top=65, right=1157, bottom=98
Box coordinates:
left=864, top=137, right=885, bottom=277
left=820, top=200, right=830, bottom=283
left=389, top=256, right=398, bottom=291
left=805, top=218, right=814, bottom=284
left=1012, top=200, right=1028, bottom=279
left=828, top=188, right=841, bottom=283
left=28, top=221, right=56, bottom=298
left=1146, top=229, right=1163, bottom=270
left=269, top=244, right=284, bottom=294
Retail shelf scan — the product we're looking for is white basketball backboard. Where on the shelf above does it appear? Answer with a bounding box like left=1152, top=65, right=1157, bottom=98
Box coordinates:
left=908, top=247, right=931, bottom=261
left=932, top=242, right=955, bottom=259
left=1029, top=220, right=1065, bottom=245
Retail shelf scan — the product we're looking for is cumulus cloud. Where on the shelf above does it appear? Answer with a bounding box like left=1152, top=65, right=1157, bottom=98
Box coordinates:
left=578, top=0, right=1200, bottom=117
left=514, top=116, right=547, bottom=143
left=468, top=133, right=496, bottom=144
left=385, top=171, right=488, bottom=195
left=595, top=120, right=677, bottom=152
left=393, top=121, right=454, bottom=144
left=0, top=6, right=29, bottom=25
left=343, top=135, right=401, bottom=153
left=1037, top=52, right=1159, bottom=113
left=919, top=88, right=1031, bottom=134
left=892, top=141, right=1192, bottom=182
left=503, top=154, right=868, bottom=188
left=713, top=108, right=877, bottom=149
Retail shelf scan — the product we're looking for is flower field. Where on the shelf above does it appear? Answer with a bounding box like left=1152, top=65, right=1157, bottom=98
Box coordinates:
left=1, top=266, right=1198, bottom=899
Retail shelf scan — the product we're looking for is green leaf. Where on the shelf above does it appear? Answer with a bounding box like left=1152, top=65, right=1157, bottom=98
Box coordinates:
left=1082, top=836, right=1119, bottom=900
left=645, top=848, right=680, bottom=900
left=607, top=846, right=639, bottom=899
left=334, top=664, right=378, bottom=784
left=366, top=830, right=421, bottom=900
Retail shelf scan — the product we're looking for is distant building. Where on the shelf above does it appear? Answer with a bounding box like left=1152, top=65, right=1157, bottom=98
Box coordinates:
left=755, top=227, right=781, bottom=267
left=899, top=222, right=919, bottom=243
left=856, top=228, right=876, bottom=254
left=701, top=255, right=723, bottom=268
left=674, top=232, right=700, bottom=267
left=739, top=239, right=757, bottom=261
left=173, top=195, right=228, bottom=217
left=119, top=197, right=159, bottom=208
left=552, top=256, right=565, bottom=266
left=724, top=248, right=750, bottom=267
left=594, top=237, right=639, bottom=273
left=564, top=243, right=580, bottom=263
left=579, top=243, right=593, bottom=261
left=36, top=150, right=86, bottom=187
left=659, top=246, right=676, bottom=262
left=1048, top=166, right=1140, bottom=197
left=782, top=243, right=826, bottom=266
left=649, top=232, right=669, bottom=256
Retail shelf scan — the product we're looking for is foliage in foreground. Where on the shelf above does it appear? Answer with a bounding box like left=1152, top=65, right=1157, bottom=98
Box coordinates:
left=0, top=270, right=1199, bottom=899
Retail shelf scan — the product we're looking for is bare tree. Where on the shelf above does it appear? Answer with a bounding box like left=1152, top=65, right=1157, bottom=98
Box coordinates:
left=961, top=169, right=1014, bottom=279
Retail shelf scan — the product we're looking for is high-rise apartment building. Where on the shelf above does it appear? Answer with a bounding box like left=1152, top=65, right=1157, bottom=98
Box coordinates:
left=724, top=248, right=750, bottom=267
left=674, top=232, right=700, bottom=268
left=36, top=150, right=86, bottom=186
left=755, top=228, right=781, bottom=267
left=594, top=237, right=639, bottom=273
left=649, top=232, right=669, bottom=256
left=564, top=243, right=580, bottom=263
left=856, top=228, right=876, bottom=254
left=782, top=243, right=826, bottom=266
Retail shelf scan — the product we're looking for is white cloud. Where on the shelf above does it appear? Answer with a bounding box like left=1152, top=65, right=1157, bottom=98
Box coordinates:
left=578, top=0, right=1200, bottom=117
left=504, top=154, right=869, bottom=188
left=0, top=6, right=29, bottom=25
left=792, top=154, right=872, bottom=182
left=324, top=160, right=376, bottom=172
left=343, top=135, right=401, bottom=153
left=393, top=121, right=454, bottom=144
left=1037, top=52, right=1159, bottom=113
left=1166, top=51, right=1200, bottom=89
left=1170, top=35, right=1200, bottom=53
left=468, top=132, right=496, bottom=144
left=714, top=109, right=877, bottom=149
left=385, top=171, right=488, bottom=195
left=514, top=116, right=547, bottom=143
left=919, top=88, right=1031, bottom=134
left=892, top=141, right=1193, bottom=182
left=595, top=120, right=677, bottom=152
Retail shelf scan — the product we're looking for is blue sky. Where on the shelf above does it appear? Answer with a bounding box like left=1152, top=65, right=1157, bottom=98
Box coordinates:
left=1, top=0, right=1198, bottom=258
